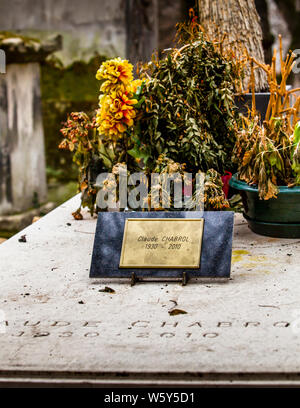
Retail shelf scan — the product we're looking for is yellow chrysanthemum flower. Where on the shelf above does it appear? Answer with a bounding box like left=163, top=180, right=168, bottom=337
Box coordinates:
left=96, top=58, right=143, bottom=139
left=96, top=90, right=138, bottom=139
left=96, top=57, right=133, bottom=87
left=100, top=80, right=127, bottom=95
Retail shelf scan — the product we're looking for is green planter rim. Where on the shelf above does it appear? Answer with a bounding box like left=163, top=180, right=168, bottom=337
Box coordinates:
left=229, top=173, right=300, bottom=194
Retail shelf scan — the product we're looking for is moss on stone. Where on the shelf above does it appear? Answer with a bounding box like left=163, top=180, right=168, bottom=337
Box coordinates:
left=0, top=31, right=61, bottom=63
left=0, top=31, right=41, bottom=45
left=40, top=54, right=107, bottom=181
left=41, top=55, right=106, bottom=102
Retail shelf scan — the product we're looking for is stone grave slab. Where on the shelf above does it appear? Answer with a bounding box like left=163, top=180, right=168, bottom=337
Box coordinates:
left=0, top=195, right=300, bottom=386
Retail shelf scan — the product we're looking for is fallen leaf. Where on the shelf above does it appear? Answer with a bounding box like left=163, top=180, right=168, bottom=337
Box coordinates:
left=72, top=210, right=83, bottom=220
left=168, top=309, right=187, bottom=316
left=99, top=287, right=115, bottom=294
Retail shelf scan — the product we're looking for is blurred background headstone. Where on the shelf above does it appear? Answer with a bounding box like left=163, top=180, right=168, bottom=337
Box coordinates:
left=0, top=35, right=60, bottom=217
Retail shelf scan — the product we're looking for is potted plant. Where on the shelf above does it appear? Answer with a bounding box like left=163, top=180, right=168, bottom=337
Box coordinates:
left=230, top=46, right=300, bottom=238
left=59, top=19, right=245, bottom=217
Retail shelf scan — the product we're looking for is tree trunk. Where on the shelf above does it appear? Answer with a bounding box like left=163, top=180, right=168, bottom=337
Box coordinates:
left=125, top=0, right=158, bottom=66
left=198, top=0, right=268, bottom=91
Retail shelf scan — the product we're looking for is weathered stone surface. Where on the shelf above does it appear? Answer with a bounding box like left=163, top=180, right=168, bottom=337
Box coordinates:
left=0, top=202, right=55, bottom=231
left=0, top=0, right=126, bottom=65
left=0, top=34, right=62, bottom=64
left=0, top=195, right=300, bottom=386
left=0, top=62, right=47, bottom=215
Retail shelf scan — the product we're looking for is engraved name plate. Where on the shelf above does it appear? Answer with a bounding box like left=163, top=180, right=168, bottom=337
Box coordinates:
left=119, top=218, right=204, bottom=268
left=89, top=211, right=234, bottom=279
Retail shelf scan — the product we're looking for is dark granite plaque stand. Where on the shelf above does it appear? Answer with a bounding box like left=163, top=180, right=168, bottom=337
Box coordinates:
left=90, top=211, right=234, bottom=284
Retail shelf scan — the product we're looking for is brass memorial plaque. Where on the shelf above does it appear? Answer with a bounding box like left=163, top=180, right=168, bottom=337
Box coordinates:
left=119, top=218, right=204, bottom=268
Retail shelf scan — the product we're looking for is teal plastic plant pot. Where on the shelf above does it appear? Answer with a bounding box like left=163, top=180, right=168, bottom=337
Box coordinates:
left=229, top=174, right=300, bottom=238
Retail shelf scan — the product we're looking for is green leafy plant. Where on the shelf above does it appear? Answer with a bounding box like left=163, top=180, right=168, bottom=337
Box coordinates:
left=132, top=23, right=244, bottom=175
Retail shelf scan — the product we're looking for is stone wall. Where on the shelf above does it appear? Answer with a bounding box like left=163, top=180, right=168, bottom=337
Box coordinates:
left=0, top=0, right=126, bottom=65
left=0, top=0, right=193, bottom=65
